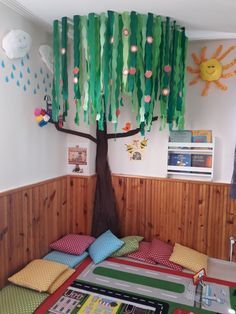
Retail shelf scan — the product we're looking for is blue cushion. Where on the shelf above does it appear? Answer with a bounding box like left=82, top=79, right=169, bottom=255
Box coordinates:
left=43, top=250, right=88, bottom=268
left=88, top=230, right=124, bottom=264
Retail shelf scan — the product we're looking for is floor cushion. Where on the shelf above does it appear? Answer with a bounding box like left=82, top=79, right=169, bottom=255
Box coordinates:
left=0, top=284, right=48, bottom=314
left=43, top=250, right=88, bottom=268
left=89, top=229, right=124, bottom=264
left=49, top=234, right=95, bottom=255
left=47, top=268, right=75, bottom=294
left=112, top=236, right=144, bottom=257
left=148, top=238, right=182, bottom=271
left=8, top=259, right=68, bottom=292
left=127, top=241, right=156, bottom=264
left=169, top=243, right=208, bottom=273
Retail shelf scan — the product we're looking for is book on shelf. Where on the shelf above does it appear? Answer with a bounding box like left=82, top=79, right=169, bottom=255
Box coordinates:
left=169, top=130, right=192, bottom=143
left=168, top=153, right=191, bottom=167
left=191, top=154, right=212, bottom=168
left=192, top=130, right=212, bottom=143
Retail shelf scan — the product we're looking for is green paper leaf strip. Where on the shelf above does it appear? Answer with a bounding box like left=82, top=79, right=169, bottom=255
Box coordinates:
left=144, top=13, right=154, bottom=124
left=135, top=14, right=145, bottom=124
left=73, top=15, right=81, bottom=125
left=121, top=12, right=130, bottom=91
left=80, top=16, right=89, bottom=124
left=52, top=20, right=61, bottom=122
left=128, top=11, right=138, bottom=93
left=147, top=15, right=162, bottom=130
left=110, top=12, right=119, bottom=124
left=176, top=29, right=188, bottom=129
left=61, top=16, right=69, bottom=120
left=167, top=21, right=178, bottom=125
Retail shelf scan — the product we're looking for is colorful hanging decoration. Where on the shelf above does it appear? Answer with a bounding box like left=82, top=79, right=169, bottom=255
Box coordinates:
left=34, top=107, right=50, bottom=127
left=187, top=45, right=236, bottom=96
left=125, top=137, right=148, bottom=160
left=52, top=12, right=188, bottom=132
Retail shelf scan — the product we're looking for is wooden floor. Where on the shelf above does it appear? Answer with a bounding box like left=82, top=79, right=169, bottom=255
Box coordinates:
left=0, top=174, right=236, bottom=288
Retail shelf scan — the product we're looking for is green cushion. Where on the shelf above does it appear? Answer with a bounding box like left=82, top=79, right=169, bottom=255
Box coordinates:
left=112, top=236, right=144, bottom=257
left=0, top=284, right=48, bottom=314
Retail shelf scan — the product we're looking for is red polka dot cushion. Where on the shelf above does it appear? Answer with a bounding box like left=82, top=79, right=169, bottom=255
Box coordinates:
left=49, top=234, right=95, bottom=255
left=147, top=238, right=182, bottom=271
left=127, top=241, right=155, bottom=264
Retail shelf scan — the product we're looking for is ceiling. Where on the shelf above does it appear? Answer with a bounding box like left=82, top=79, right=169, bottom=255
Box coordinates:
left=2, top=0, right=236, bottom=40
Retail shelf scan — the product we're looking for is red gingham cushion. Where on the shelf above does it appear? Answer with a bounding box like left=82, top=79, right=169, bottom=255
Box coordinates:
left=50, top=234, right=95, bottom=255
left=127, top=241, right=156, bottom=264
left=148, top=238, right=182, bottom=271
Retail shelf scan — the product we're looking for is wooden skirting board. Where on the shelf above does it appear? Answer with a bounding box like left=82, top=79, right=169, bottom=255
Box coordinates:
left=0, top=174, right=236, bottom=288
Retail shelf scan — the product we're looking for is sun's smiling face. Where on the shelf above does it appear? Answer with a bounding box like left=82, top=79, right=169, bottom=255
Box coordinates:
left=187, top=45, right=236, bottom=96
left=200, top=58, right=222, bottom=81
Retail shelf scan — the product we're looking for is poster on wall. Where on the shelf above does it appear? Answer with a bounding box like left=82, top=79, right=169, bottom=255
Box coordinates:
left=67, top=144, right=88, bottom=174
left=125, top=138, right=148, bottom=160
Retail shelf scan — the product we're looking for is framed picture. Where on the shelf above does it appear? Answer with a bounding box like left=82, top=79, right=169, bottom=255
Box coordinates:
left=67, top=144, right=88, bottom=174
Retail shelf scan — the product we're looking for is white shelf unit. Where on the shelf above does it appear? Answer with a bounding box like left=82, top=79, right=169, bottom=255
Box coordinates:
left=167, top=140, right=214, bottom=180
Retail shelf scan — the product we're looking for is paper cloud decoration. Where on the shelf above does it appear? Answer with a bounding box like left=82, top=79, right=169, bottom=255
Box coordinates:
left=2, top=29, right=32, bottom=59
left=39, top=45, right=53, bottom=73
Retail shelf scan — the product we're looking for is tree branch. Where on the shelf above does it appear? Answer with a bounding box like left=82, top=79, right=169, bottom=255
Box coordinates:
left=107, top=116, right=158, bottom=139
left=51, top=116, right=158, bottom=142
left=54, top=122, right=98, bottom=143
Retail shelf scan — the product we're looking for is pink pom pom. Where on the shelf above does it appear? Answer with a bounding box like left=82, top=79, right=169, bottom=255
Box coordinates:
left=34, top=108, right=41, bottom=116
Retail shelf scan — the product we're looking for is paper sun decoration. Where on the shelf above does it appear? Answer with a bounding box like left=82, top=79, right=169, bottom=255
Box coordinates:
left=187, top=45, right=236, bottom=96
left=2, top=29, right=32, bottom=59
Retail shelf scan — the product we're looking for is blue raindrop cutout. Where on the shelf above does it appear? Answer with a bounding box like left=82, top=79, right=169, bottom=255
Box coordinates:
left=1, top=60, right=5, bottom=68
left=46, top=73, right=49, bottom=79
left=26, top=53, right=30, bottom=60
left=5, top=76, right=9, bottom=82
left=40, top=68, right=43, bottom=74
left=16, top=80, right=20, bottom=87
left=20, top=71, right=23, bottom=79
left=27, top=67, right=30, bottom=74
left=49, top=83, right=52, bottom=88
left=33, top=88, right=37, bottom=94
left=21, top=59, right=24, bottom=66
left=11, top=72, right=14, bottom=79
left=23, top=85, right=27, bottom=92
left=43, top=78, right=46, bottom=84
left=45, top=87, right=48, bottom=93
left=12, top=64, right=16, bottom=71
left=34, top=73, right=37, bottom=79
left=27, top=79, right=31, bottom=85
left=37, top=83, right=40, bottom=90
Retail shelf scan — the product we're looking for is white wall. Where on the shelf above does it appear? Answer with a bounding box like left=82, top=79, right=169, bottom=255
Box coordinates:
left=0, top=3, right=67, bottom=192
left=185, top=40, right=236, bottom=183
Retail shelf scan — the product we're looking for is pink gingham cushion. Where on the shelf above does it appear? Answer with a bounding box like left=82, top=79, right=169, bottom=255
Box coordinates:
left=148, top=238, right=182, bottom=271
left=127, top=241, right=155, bottom=264
left=50, top=234, right=95, bottom=255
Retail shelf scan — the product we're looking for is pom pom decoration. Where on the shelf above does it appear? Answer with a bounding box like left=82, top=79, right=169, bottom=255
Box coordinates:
left=34, top=107, right=51, bottom=127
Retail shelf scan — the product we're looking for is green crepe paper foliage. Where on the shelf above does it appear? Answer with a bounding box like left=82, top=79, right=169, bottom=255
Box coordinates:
left=52, top=12, right=188, bottom=132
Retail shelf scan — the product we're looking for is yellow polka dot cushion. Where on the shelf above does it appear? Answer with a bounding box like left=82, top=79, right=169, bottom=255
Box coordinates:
left=8, top=259, right=69, bottom=292
left=169, top=243, right=208, bottom=273
left=47, top=268, right=75, bottom=294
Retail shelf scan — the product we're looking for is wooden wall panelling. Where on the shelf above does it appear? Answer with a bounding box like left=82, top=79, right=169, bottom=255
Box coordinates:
left=0, top=176, right=69, bottom=289
left=68, top=176, right=96, bottom=235
left=112, top=175, right=236, bottom=261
